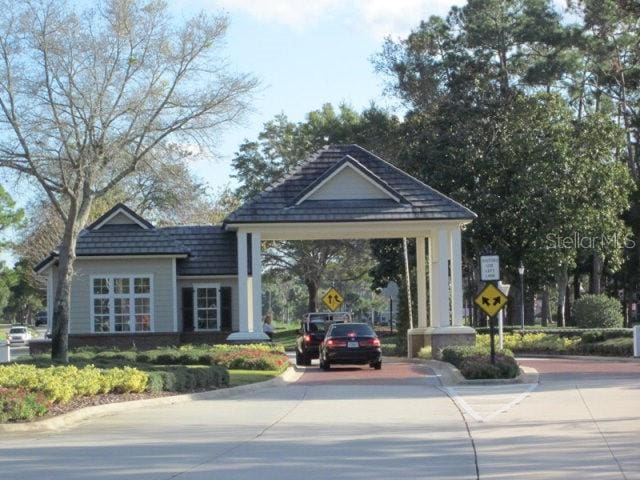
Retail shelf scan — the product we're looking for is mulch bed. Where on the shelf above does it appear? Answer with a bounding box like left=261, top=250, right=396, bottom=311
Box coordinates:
left=44, top=391, right=176, bottom=418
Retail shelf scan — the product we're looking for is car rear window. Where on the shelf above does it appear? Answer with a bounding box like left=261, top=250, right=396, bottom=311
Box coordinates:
left=329, top=324, right=374, bottom=337
left=306, top=321, right=327, bottom=333
left=9, top=327, right=27, bottom=334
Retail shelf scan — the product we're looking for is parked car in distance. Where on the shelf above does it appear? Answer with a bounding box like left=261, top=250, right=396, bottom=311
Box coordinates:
left=7, top=326, right=31, bottom=345
left=35, top=311, right=48, bottom=327
left=295, top=312, right=351, bottom=366
left=319, top=322, right=382, bottom=371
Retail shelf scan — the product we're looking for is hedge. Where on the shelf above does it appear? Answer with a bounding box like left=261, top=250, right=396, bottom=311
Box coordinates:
left=0, top=364, right=148, bottom=404
left=145, top=365, right=229, bottom=393
left=474, top=327, right=632, bottom=340
left=441, top=345, right=519, bottom=380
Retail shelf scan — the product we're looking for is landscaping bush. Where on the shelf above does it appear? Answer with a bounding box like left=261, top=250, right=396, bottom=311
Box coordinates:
left=0, top=388, right=49, bottom=423
left=476, top=333, right=581, bottom=354
left=573, top=294, right=624, bottom=328
left=459, top=354, right=520, bottom=380
left=441, top=345, right=519, bottom=380
left=146, top=365, right=229, bottom=392
left=210, top=346, right=288, bottom=371
left=0, top=364, right=148, bottom=403
left=579, top=337, right=634, bottom=357
left=417, top=346, right=432, bottom=359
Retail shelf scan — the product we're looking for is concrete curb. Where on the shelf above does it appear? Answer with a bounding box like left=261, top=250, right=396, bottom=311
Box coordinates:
left=425, top=360, right=539, bottom=386
left=517, top=354, right=640, bottom=363
left=0, top=366, right=304, bottom=434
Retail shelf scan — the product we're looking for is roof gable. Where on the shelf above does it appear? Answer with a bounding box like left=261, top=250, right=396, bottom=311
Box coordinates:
left=224, top=144, right=476, bottom=225
left=292, top=155, right=405, bottom=205
left=87, top=203, right=154, bottom=231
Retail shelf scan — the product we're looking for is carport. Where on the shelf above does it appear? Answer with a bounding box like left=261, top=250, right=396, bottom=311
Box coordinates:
left=223, top=144, right=477, bottom=356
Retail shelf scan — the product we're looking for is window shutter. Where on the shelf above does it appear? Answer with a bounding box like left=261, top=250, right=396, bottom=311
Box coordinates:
left=182, top=287, right=194, bottom=332
left=220, top=286, right=232, bottom=331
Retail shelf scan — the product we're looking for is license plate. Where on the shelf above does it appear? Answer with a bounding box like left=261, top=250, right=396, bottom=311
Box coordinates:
left=347, top=341, right=358, bottom=348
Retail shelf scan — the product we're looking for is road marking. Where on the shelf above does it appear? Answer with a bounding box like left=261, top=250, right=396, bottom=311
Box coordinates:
left=442, top=383, right=537, bottom=423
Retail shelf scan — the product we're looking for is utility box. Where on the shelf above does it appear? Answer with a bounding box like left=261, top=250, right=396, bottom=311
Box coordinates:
left=634, top=325, right=640, bottom=358
left=0, top=341, right=10, bottom=363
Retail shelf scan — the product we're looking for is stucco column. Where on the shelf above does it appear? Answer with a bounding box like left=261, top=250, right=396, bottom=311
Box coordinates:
left=237, top=231, right=249, bottom=333
left=450, top=227, right=464, bottom=327
left=251, top=231, right=262, bottom=331
left=429, top=228, right=451, bottom=328
left=416, top=236, right=428, bottom=328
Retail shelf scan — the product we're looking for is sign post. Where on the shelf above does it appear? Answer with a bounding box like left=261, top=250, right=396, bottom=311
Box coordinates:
left=474, top=257, right=508, bottom=365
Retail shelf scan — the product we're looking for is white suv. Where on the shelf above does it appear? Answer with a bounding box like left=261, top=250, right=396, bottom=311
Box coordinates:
left=7, top=326, right=31, bottom=345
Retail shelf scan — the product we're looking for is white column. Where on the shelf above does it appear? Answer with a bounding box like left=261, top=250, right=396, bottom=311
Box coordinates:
left=416, top=237, right=428, bottom=328
left=251, top=232, right=262, bottom=331
left=237, top=231, right=249, bottom=333
left=450, top=227, right=464, bottom=327
left=429, top=228, right=451, bottom=328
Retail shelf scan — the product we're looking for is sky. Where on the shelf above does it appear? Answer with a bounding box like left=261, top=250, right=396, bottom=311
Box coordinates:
left=170, top=0, right=465, bottom=192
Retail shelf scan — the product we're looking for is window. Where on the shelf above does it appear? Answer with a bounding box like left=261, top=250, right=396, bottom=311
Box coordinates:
left=194, top=285, right=219, bottom=331
left=91, top=275, right=153, bottom=333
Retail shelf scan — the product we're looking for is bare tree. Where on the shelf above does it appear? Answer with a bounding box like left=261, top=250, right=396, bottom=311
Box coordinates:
left=0, top=0, right=256, bottom=361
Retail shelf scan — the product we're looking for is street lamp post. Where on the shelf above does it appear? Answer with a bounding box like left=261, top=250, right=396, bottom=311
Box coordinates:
left=518, top=262, right=525, bottom=333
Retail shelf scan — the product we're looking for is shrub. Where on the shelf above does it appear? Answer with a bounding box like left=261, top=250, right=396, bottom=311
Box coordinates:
left=0, top=388, right=49, bottom=423
left=0, top=364, right=148, bottom=403
left=210, top=346, right=288, bottom=371
left=441, top=345, right=494, bottom=369
left=145, top=365, right=229, bottom=392
left=580, top=337, right=634, bottom=357
left=103, top=367, right=148, bottom=393
left=573, top=294, right=624, bottom=329
left=477, top=333, right=581, bottom=353
left=459, top=354, right=520, bottom=380
left=417, top=346, right=432, bottom=359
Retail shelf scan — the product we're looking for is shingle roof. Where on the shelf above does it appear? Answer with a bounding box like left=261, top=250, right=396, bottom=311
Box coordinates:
left=224, top=144, right=476, bottom=224
left=74, top=224, right=190, bottom=256
left=162, top=226, right=238, bottom=276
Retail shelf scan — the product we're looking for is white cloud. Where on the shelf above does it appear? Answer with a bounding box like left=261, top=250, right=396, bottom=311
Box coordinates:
left=216, top=0, right=465, bottom=39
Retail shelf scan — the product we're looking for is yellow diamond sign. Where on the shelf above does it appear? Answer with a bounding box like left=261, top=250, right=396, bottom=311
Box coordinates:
left=322, top=287, right=344, bottom=312
left=474, top=283, right=508, bottom=318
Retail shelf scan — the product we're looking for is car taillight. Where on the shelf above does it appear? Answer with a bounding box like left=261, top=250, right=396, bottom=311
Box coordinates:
left=359, top=338, right=381, bottom=347
left=325, top=338, right=347, bottom=348
left=304, top=335, right=312, bottom=343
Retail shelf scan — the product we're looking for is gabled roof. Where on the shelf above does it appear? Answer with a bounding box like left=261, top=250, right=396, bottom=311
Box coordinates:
left=291, top=155, right=407, bottom=205
left=224, top=144, right=476, bottom=225
left=86, top=203, right=154, bottom=230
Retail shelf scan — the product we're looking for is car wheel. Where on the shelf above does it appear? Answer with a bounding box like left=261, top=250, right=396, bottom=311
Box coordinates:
left=373, top=361, right=382, bottom=370
left=321, top=359, right=331, bottom=371
left=295, top=350, right=304, bottom=366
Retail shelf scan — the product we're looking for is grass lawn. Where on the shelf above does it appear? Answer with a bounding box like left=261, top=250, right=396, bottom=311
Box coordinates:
left=272, top=323, right=299, bottom=351
left=229, top=369, right=282, bottom=387
left=0, top=331, right=5, bottom=341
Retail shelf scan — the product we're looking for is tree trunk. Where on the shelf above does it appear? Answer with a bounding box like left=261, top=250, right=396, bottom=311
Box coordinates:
left=565, top=282, right=573, bottom=326
left=51, top=198, right=92, bottom=363
left=525, top=288, right=535, bottom=326
left=305, top=279, right=319, bottom=313
left=51, top=219, right=80, bottom=363
left=590, top=254, right=603, bottom=294
left=573, top=271, right=581, bottom=301
left=541, top=286, right=551, bottom=327
left=556, top=267, right=568, bottom=327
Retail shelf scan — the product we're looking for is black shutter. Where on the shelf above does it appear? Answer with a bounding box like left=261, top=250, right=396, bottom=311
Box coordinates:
left=182, top=288, right=194, bottom=332
left=220, top=286, right=232, bottom=331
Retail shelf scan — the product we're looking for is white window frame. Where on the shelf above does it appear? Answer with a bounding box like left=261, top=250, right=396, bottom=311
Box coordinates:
left=193, top=283, right=221, bottom=332
left=90, top=274, right=155, bottom=333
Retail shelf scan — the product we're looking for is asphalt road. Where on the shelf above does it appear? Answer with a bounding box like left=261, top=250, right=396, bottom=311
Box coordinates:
left=0, top=357, right=638, bottom=480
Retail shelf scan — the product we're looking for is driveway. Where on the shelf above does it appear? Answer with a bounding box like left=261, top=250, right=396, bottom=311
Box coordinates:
left=0, top=357, right=638, bottom=479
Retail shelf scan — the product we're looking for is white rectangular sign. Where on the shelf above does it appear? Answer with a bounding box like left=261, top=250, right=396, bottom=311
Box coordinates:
left=480, top=255, right=500, bottom=281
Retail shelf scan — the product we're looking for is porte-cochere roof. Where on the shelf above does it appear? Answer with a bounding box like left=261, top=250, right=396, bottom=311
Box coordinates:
left=224, top=144, right=476, bottom=225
